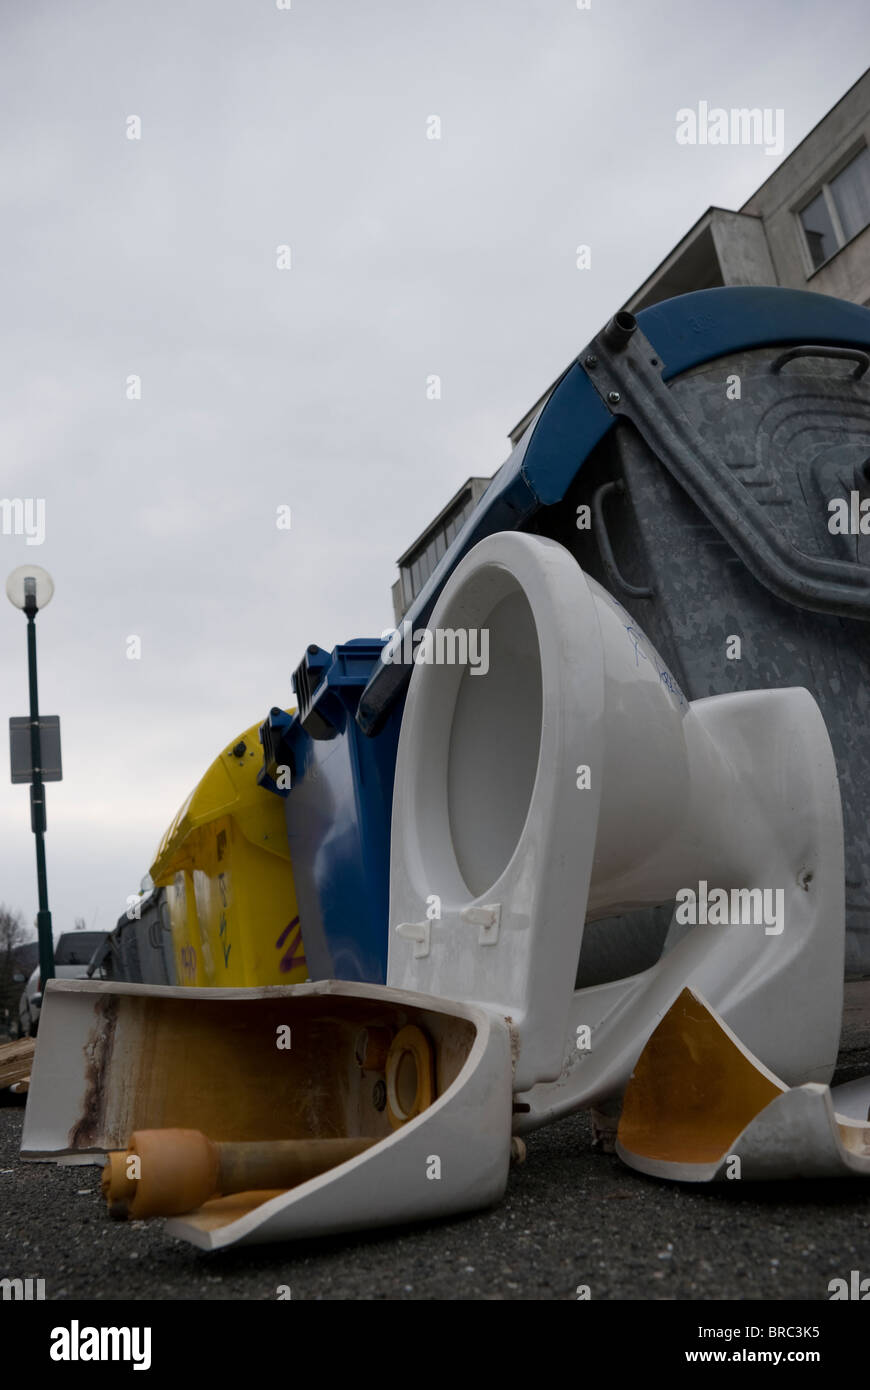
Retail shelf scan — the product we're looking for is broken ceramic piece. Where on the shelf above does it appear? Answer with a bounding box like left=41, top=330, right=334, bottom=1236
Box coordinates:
left=616, top=987, right=870, bottom=1181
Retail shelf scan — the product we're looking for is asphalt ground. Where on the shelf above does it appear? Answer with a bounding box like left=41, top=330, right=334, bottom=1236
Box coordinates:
left=1, top=985, right=868, bottom=1302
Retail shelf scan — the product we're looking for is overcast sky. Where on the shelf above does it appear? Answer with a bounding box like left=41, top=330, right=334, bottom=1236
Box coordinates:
left=0, top=0, right=867, bottom=939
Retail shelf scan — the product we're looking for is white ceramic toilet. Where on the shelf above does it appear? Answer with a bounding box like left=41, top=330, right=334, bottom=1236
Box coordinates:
left=388, top=530, right=845, bottom=1123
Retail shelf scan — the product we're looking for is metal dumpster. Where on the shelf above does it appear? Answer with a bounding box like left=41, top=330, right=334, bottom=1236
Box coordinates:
left=95, top=887, right=177, bottom=985
left=355, top=286, right=870, bottom=978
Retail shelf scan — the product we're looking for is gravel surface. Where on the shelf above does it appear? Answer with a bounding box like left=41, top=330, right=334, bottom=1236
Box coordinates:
left=3, top=1068, right=869, bottom=1302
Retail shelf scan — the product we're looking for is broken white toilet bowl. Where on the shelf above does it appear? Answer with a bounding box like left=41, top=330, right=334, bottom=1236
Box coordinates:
left=388, top=530, right=844, bottom=1119
left=21, top=531, right=848, bottom=1244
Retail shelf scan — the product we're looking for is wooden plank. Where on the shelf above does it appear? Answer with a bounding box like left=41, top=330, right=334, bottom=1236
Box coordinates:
left=0, top=1038, right=36, bottom=1087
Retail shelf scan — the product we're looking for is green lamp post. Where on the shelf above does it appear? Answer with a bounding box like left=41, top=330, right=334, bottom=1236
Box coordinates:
left=6, top=564, right=59, bottom=988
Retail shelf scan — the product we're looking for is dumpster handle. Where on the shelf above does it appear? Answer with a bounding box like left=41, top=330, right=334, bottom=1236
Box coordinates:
left=592, top=481, right=654, bottom=600
left=771, top=344, right=870, bottom=380
left=585, top=323, right=870, bottom=620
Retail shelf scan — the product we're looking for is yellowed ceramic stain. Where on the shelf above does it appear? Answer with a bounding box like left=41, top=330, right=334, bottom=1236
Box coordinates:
left=618, top=987, right=784, bottom=1164
left=150, top=717, right=307, bottom=987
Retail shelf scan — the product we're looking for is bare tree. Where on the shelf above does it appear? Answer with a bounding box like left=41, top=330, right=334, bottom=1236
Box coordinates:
left=0, top=904, right=29, bottom=1036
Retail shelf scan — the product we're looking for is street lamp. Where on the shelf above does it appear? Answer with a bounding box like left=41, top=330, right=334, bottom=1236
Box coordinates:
left=6, top=564, right=60, bottom=987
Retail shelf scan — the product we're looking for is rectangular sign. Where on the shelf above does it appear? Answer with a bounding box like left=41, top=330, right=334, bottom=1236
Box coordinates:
left=9, top=716, right=62, bottom=783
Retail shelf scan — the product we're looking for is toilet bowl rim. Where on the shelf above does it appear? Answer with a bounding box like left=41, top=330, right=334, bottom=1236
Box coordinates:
left=389, top=530, right=608, bottom=913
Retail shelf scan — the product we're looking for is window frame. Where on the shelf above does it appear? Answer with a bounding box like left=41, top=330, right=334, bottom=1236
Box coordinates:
left=795, top=141, right=870, bottom=277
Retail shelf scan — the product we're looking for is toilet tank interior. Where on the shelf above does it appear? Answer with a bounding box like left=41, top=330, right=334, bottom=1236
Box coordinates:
left=29, top=991, right=478, bottom=1158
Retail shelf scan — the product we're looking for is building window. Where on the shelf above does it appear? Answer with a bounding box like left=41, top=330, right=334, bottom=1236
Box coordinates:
left=400, top=490, right=474, bottom=605
left=799, top=191, right=838, bottom=269
left=830, top=146, right=870, bottom=242
left=799, top=146, right=870, bottom=271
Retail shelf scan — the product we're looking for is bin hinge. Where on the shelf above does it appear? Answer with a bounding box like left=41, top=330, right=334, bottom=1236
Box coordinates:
left=395, top=920, right=430, bottom=958
left=462, top=903, right=501, bottom=945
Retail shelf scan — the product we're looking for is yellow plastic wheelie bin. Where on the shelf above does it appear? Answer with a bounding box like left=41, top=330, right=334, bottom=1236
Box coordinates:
left=150, top=715, right=307, bottom=987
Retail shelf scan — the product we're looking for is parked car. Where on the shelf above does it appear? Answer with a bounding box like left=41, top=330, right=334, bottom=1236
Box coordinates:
left=17, top=931, right=109, bottom=1037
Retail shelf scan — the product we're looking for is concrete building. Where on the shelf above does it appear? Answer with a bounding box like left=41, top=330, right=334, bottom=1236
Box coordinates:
left=391, top=476, right=490, bottom=624
left=625, top=67, right=870, bottom=315
left=393, top=68, right=870, bottom=602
